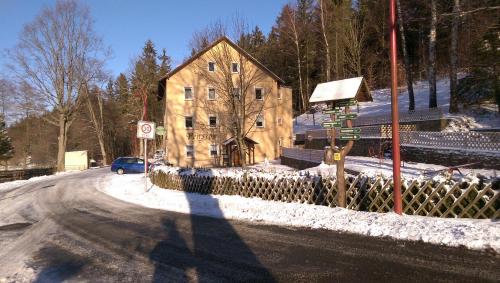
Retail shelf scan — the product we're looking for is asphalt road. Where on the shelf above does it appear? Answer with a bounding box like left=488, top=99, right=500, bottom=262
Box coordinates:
left=0, top=168, right=498, bottom=282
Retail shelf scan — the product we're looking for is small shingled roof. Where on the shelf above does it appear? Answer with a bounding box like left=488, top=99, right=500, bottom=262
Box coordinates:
left=159, top=36, right=285, bottom=85
left=309, top=77, right=372, bottom=103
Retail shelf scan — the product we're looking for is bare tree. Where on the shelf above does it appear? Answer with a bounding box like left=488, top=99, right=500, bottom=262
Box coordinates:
left=282, top=4, right=307, bottom=113
left=397, top=0, right=416, bottom=111
left=83, top=84, right=108, bottom=165
left=344, top=16, right=365, bottom=77
left=319, top=0, right=331, bottom=81
left=0, top=78, right=16, bottom=120
left=428, top=0, right=438, bottom=108
left=449, top=0, right=461, bottom=113
left=8, top=0, right=109, bottom=171
left=195, top=40, right=272, bottom=166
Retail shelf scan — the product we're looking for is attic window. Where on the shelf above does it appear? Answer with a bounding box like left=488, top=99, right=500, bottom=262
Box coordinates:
left=231, top=62, right=239, bottom=73
left=208, top=62, right=215, bottom=72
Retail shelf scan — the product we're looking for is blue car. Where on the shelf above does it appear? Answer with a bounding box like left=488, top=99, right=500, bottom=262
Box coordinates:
left=111, top=157, right=151, bottom=174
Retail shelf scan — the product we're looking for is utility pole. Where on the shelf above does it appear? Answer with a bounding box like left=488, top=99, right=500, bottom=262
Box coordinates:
left=389, top=0, right=402, bottom=214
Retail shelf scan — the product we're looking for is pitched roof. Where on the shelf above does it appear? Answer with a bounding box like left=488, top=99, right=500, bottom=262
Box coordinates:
left=159, top=36, right=285, bottom=85
left=309, top=77, right=372, bottom=103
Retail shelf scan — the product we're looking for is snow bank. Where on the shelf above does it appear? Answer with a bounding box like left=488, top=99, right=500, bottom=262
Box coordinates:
left=101, top=173, right=500, bottom=252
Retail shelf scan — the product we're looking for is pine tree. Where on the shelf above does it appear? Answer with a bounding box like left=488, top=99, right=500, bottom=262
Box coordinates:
left=0, top=115, right=14, bottom=167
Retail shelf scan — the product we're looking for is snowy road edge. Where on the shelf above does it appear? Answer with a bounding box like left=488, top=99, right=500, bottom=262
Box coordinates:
left=99, top=173, right=500, bottom=253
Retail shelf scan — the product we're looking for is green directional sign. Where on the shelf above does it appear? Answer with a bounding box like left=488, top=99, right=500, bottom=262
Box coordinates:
left=322, top=121, right=342, bottom=128
left=339, top=134, right=361, bottom=140
left=336, top=99, right=358, bottom=107
left=155, top=126, right=166, bottom=136
left=336, top=113, right=358, bottom=120
left=323, top=107, right=342, bottom=115
left=340, top=128, right=361, bottom=134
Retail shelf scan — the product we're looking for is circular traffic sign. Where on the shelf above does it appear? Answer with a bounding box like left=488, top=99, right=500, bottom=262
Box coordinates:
left=141, top=124, right=152, bottom=134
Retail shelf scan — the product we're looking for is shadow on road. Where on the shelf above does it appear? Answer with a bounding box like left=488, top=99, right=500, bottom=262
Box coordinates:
left=149, top=168, right=275, bottom=282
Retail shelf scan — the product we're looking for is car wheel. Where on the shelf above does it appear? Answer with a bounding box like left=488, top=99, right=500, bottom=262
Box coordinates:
left=117, top=168, right=124, bottom=175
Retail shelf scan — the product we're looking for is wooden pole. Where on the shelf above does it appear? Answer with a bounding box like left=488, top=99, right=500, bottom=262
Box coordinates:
left=390, top=0, right=402, bottom=214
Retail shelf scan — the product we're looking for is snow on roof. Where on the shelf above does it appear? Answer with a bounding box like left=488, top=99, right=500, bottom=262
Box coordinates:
left=309, top=77, right=372, bottom=103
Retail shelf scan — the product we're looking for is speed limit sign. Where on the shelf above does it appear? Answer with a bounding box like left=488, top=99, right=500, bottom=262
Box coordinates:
left=137, top=121, right=156, bottom=139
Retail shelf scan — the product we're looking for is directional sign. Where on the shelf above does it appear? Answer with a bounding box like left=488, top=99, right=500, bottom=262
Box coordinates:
left=137, top=120, right=156, bottom=140
left=336, top=113, right=358, bottom=120
left=339, top=134, right=361, bottom=140
left=336, top=99, right=358, bottom=107
left=340, top=128, right=361, bottom=134
left=322, top=121, right=342, bottom=128
left=323, top=107, right=342, bottom=115
left=155, top=126, right=166, bottom=136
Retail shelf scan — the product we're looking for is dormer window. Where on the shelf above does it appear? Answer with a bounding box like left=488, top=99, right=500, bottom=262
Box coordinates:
left=231, top=62, right=239, bottom=73
left=208, top=62, right=215, bottom=72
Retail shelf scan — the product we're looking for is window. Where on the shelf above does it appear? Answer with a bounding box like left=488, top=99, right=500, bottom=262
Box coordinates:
left=255, top=88, right=263, bottom=100
left=277, top=117, right=283, bottom=126
left=208, top=62, right=215, bottom=72
left=233, top=88, right=240, bottom=100
left=185, top=116, right=193, bottom=129
left=231, top=62, right=239, bottom=73
left=256, top=115, right=264, bottom=128
left=186, top=145, right=194, bottom=158
left=209, top=115, right=217, bottom=128
left=277, top=90, right=282, bottom=100
left=208, top=88, right=216, bottom=100
left=184, top=87, right=193, bottom=100
left=209, top=144, right=218, bottom=156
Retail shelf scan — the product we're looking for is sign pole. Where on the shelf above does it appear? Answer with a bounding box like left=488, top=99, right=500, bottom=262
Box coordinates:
left=144, top=138, right=148, bottom=192
left=390, top=0, right=402, bottom=214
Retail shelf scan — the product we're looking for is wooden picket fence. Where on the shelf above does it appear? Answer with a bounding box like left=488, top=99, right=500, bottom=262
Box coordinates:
left=151, top=170, right=499, bottom=219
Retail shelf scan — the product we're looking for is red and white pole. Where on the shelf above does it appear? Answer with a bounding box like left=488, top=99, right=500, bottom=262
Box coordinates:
left=389, top=0, right=402, bottom=214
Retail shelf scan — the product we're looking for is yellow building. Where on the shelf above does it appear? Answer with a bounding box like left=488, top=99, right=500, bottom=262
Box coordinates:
left=158, top=36, right=292, bottom=167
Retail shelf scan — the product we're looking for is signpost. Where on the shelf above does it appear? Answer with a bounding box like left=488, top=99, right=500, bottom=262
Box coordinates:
left=137, top=120, right=155, bottom=191
left=310, top=78, right=372, bottom=208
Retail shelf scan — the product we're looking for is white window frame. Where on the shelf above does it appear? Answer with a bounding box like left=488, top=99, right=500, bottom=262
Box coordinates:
left=186, top=145, right=194, bottom=158
left=208, top=115, right=217, bottom=128
left=207, top=87, right=216, bottom=100
left=231, top=62, right=239, bottom=73
left=184, top=87, right=194, bottom=100
left=209, top=144, right=218, bottom=156
left=208, top=62, right=216, bottom=72
left=255, top=87, right=264, bottom=101
left=256, top=114, right=265, bottom=128
left=185, top=116, right=194, bottom=129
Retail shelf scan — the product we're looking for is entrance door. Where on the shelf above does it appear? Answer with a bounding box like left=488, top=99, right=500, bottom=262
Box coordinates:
left=231, top=146, right=241, bottom=166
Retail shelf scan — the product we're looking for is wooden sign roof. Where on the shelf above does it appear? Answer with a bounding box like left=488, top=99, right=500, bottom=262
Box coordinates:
left=309, top=77, right=372, bottom=103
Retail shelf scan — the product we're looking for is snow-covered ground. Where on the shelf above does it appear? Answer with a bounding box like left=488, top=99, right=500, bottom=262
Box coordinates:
left=294, top=78, right=500, bottom=134
left=101, top=173, right=500, bottom=252
left=155, top=158, right=497, bottom=182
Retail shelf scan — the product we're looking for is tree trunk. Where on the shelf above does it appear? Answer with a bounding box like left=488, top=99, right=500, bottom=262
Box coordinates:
left=397, top=0, right=415, bottom=111
left=449, top=0, right=460, bottom=113
left=320, top=0, right=331, bottom=81
left=428, top=0, right=438, bottom=108
left=56, top=114, right=68, bottom=172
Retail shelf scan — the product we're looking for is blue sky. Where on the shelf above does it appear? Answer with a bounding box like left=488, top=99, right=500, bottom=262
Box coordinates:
left=0, top=0, right=287, bottom=78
